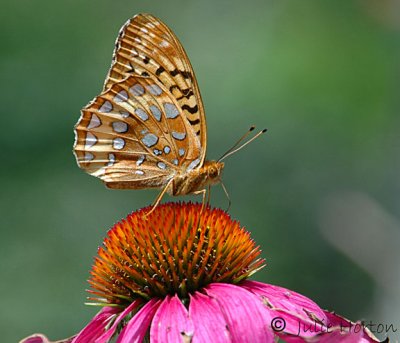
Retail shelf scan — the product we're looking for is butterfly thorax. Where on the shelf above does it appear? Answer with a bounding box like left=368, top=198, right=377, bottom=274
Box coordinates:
left=169, top=160, right=224, bottom=196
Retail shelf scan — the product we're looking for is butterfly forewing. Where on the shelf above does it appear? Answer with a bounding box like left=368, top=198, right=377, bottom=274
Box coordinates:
left=103, top=14, right=207, bottom=159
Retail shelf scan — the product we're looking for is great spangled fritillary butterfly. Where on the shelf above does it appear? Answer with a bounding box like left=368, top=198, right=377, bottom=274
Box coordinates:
left=73, top=13, right=265, bottom=211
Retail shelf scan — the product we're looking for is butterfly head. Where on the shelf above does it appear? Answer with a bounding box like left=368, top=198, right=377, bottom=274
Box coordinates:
left=203, top=160, right=225, bottom=185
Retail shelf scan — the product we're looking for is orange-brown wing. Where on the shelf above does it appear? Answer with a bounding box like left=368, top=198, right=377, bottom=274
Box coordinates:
left=103, top=13, right=207, bottom=165
left=73, top=74, right=203, bottom=189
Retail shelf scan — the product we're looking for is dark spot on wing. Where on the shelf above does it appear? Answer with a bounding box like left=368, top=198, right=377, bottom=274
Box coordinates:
left=127, top=63, right=135, bottom=73
left=177, top=89, right=194, bottom=100
left=156, top=66, right=166, bottom=76
left=182, top=104, right=198, bottom=114
left=188, top=118, right=200, bottom=125
left=170, top=68, right=191, bottom=79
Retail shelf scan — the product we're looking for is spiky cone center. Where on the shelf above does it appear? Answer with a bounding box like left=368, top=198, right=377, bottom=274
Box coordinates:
left=88, top=202, right=265, bottom=307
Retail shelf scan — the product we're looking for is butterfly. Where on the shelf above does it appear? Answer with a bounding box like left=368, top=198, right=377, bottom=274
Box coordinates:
left=73, top=13, right=265, bottom=212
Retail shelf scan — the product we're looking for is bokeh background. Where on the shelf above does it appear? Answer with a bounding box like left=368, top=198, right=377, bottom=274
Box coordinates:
left=2, top=0, right=400, bottom=341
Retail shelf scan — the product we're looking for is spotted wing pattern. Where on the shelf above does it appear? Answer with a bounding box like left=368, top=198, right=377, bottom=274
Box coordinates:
left=74, top=14, right=206, bottom=189
left=74, top=75, right=203, bottom=189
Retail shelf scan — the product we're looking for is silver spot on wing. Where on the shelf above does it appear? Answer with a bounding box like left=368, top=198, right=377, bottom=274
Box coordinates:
left=85, top=132, right=97, bottom=149
left=113, top=137, right=125, bottom=150
left=87, top=114, right=101, bottom=129
left=141, top=133, right=158, bottom=148
left=147, top=84, right=162, bottom=96
left=150, top=105, right=162, bottom=121
left=114, top=90, right=129, bottom=103
left=107, top=153, right=116, bottom=166
left=99, top=100, right=113, bottom=113
left=135, top=108, right=149, bottom=121
left=157, top=162, right=166, bottom=170
left=84, top=152, right=94, bottom=161
left=129, top=84, right=145, bottom=96
left=164, top=103, right=179, bottom=119
left=112, top=121, right=128, bottom=133
left=172, top=131, right=186, bottom=141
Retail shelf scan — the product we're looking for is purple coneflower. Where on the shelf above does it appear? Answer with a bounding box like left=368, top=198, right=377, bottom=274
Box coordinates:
left=21, top=203, right=381, bottom=342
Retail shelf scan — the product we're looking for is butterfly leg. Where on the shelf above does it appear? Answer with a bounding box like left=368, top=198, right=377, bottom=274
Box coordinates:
left=192, top=188, right=207, bottom=212
left=206, top=185, right=211, bottom=205
left=146, top=178, right=174, bottom=216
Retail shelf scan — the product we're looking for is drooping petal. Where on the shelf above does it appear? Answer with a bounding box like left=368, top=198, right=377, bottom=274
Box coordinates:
left=205, top=283, right=274, bottom=343
left=241, top=281, right=381, bottom=342
left=116, top=298, right=162, bottom=343
left=319, top=311, right=381, bottom=343
left=95, top=300, right=142, bottom=342
left=189, top=292, right=231, bottom=343
left=72, top=306, right=120, bottom=343
left=150, top=295, right=194, bottom=343
left=19, top=334, right=74, bottom=343
left=311, top=329, right=366, bottom=343
left=241, top=280, right=332, bottom=339
left=268, top=309, right=326, bottom=342
left=241, top=280, right=326, bottom=320
left=308, top=324, right=379, bottom=343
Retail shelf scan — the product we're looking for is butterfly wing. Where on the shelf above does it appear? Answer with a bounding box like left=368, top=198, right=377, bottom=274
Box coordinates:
left=74, top=74, right=203, bottom=189
left=103, top=13, right=207, bottom=163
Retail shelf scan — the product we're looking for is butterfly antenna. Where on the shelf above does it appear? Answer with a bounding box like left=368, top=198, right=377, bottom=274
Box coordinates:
left=218, top=126, right=255, bottom=161
left=218, top=127, right=267, bottom=162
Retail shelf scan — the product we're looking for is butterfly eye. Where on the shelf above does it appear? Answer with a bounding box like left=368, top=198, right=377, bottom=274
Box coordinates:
left=209, top=167, right=218, bottom=179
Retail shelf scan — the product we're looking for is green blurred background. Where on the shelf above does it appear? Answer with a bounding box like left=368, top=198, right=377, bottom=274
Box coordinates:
left=2, top=0, right=400, bottom=341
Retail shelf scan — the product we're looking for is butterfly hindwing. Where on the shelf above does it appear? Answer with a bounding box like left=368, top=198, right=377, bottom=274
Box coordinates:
left=74, top=74, right=203, bottom=189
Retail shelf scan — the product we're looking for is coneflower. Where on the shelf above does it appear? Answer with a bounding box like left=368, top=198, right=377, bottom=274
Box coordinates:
left=21, top=203, right=381, bottom=343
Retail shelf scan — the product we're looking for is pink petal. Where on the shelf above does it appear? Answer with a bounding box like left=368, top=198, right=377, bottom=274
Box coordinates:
left=72, top=306, right=120, bottom=343
left=309, top=323, right=380, bottom=343
left=150, top=295, right=194, bottom=343
left=189, top=292, right=231, bottom=342
left=19, top=334, right=74, bottom=343
left=269, top=309, right=329, bottom=342
left=241, top=280, right=332, bottom=338
left=321, top=311, right=381, bottom=343
left=241, top=281, right=381, bottom=342
left=95, top=300, right=142, bottom=342
left=19, top=334, right=52, bottom=343
left=312, top=329, right=365, bottom=343
left=205, top=283, right=274, bottom=343
left=242, top=280, right=326, bottom=320
left=116, top=298, right=162, bottom=343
